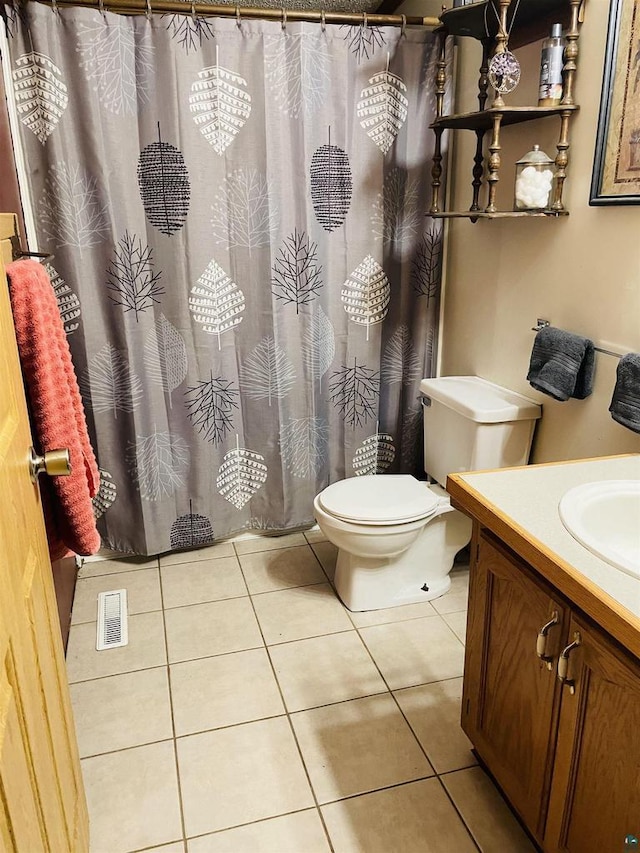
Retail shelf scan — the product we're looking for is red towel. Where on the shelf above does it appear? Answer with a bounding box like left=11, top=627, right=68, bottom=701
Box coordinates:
left=7, top=259, right=101, bottom=560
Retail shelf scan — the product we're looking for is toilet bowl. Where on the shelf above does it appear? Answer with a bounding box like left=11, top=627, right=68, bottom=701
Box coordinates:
left=314, top=477, right=472, bottom=611
left=314, top=376, right=542, bottom=612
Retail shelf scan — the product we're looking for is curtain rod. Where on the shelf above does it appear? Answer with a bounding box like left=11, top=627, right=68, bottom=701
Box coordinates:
left=31, top=0, right=440, bottom=27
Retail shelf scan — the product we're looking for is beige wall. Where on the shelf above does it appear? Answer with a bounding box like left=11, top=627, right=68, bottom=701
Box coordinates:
left=439, top=3, right=640, bottom=462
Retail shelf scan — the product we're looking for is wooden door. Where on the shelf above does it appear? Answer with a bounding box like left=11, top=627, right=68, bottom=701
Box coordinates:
left=545, top=614, right=640, bottom=852
left=462, top=527, right=568, bottom=843
left=0, top=214, right=89, bottom=851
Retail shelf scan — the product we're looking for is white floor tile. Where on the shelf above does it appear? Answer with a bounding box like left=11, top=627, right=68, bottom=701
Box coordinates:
left=269, top=631, right=387, bottom=712
left=161, top=556, right=247, bottom=608
left=291, top=693, right=433, bottom=803
left=170, top=648, right=284, bottom=736
left=253, top=583, right=352, bottom=645
left=442, top=766, right=537, bottom=852
left=82, top=741, right=182, bottom=853
left=164, top=598, right=263, bottom=663
left=186, top=810, right=330, bottom=852
left=177, top=717, right=314, bottom=837
left=321, top=778, right=477, bottom=852
left=66, top=611, right=166, bottom=683
left=239, top=545, right=327, bottom=594
left=360, top=615, right=465, bottom=690
left=71, top=567, right=161, bottom=624
left=70, top=667, right=172, bottom=757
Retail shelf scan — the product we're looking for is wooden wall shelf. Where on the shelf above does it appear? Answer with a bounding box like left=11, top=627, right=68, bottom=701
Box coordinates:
left=431, top=104, right=579, bottom=132
left=429, top=0, right=583, bottom=221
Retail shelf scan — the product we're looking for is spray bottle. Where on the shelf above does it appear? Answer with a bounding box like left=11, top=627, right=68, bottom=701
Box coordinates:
left=538, top=24, right=565, bottom=106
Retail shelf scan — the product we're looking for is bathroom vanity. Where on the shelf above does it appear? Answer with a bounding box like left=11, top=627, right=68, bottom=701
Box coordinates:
left=447, top=455, right=640, bottom=853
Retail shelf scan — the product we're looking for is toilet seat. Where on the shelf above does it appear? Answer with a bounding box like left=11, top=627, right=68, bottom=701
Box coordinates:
left=318, top=475, right=439, bottom=526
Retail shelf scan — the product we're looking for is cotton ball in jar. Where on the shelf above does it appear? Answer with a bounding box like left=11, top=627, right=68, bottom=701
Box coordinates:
left=514, top=146, right=555, bottom=210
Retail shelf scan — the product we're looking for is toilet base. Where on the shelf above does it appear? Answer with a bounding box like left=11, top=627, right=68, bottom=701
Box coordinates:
left=335, top=557, right=451, bottom=611
left=331, top=508, right=472, bottom=613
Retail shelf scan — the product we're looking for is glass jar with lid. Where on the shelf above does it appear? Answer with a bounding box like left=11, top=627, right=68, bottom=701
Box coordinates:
left=514, top=145, right=555, bottom=210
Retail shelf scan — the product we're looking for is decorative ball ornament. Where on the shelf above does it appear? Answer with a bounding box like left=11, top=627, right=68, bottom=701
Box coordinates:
left=488, top=50, right=521, bottom=94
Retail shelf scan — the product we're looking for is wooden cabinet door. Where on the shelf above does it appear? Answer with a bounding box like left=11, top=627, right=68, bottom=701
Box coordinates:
left=462, top=528, right=568, bottom=843
left=545, top=614, right=640, bottom=852
left=0, top=215, right=89, bottom=851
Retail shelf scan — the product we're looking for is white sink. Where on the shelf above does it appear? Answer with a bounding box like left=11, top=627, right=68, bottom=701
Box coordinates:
left=559, top=480, right=640, bottom=578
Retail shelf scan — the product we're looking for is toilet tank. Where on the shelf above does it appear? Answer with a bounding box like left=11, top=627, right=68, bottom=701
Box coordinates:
left=419, top=376, right=542, bottom=487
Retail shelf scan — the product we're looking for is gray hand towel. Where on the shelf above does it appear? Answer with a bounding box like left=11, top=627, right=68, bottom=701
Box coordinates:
left=527, top=326, right=595, bottom=401
left=609, top=353, right=640, bottom=434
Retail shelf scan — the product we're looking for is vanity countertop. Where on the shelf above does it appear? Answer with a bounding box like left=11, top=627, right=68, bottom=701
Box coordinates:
left=447, top=454, right=640, bottom=659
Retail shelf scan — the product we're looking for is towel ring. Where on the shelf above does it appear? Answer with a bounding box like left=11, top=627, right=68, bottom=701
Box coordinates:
left=401, top=14, right=407, bottom=36
left=281, top=7, right=287, bottom=30
left=235, top=5, right=241, bottom=27
left=320, top=9, right=325, bottom=31
left=145, top=0, right=152, bottom=20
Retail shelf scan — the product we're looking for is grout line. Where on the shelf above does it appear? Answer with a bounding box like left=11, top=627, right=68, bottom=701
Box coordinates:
left=245, top=586, right=336, bottom=853
left=157, top=563, right=189, bottom=847
left=435, top=773, right=482, bottom=852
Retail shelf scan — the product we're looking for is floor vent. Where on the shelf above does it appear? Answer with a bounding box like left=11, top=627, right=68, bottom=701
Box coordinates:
left=96, top=589, right=128, bottom=651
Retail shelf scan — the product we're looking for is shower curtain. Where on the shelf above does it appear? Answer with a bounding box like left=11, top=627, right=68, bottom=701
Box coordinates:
left=3, top=1, right=449, bottom=555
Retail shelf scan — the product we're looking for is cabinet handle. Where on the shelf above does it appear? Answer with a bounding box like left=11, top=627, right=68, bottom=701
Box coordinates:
left=557, top=632, right=582, bottom=694
left=536, top=610, right=560, bottom=669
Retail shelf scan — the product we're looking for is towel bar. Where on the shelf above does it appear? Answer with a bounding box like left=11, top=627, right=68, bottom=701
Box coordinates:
left=532, top=318, right=629, bottom=360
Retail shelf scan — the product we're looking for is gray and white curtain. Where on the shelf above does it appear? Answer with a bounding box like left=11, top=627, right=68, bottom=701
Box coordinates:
left=3, top=2, right=449, bottom=556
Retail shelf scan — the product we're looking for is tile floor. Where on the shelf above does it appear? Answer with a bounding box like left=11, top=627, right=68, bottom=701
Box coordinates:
left=67, top=531, right=537, bottom=853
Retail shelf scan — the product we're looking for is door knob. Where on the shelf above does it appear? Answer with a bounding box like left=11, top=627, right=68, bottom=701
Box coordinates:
left=29, top=447, right=72, bottom=482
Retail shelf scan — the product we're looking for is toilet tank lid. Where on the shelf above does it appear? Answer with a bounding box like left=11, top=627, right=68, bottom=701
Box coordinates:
left=318, top=475, right=439, bottom=523
left=419, top=376, right=541, bottom=423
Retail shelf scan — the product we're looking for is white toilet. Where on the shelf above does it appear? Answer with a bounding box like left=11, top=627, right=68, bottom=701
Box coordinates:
left=313, top=376, right=541, bottom=611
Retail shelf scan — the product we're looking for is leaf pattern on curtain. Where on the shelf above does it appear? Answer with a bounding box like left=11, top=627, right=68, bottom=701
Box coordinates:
left=412, top=225, right=443, bottom=304
left=9, top=8, right=447, bottom=555
left=371, top=167, right=421, bottom=249
left=340, top=24, right=386, bottom=63
left=341, top=255, right=391, bottom=340
left=81, top=343, right=144, bottom=417
left=357, top=66, right=409, bottom=155
left=39, top=162, right=109, bottom=250
left=184, top=376, right=239, bottom=445
left=46, top=262, right=81, bottom=334
left=265, top=33, right=330, bottom=119
left=211, top=169, right=278, bottom=248
left=12, top=52, right=68, bottom=144
left=353, top=430, right=396, bottom=475
left=241, top=336, right=296, bottom=405
left=189, top=45, right=251, bottom=155
left=216, top=436, right=268, bottom=509
left=271, top=229, right=323, bottom=312
left=143, top=314, right=188, bottom=406
left=92, top=469, right=117, bottom=519
left=188, top=259, right=245, bottom=348
left=106, top=232, right=164, bottom=321
left=170, top=500, right=215, bottom=549
left=280, top=416, right=330, bottom=478
left=77, top=20, right=154, bottom=115
left=163, top=13, right=215, bottom=53
left=310, top=129, right=352, bottom=233
left=138, top=123, right=190, bottom=236
left=329, top=359, right=380, bottom=429
left=302, top=304, right=335, bottom=390
left=381, top=325, right=422, bottom=385
left=127, top=431, right=190, bottom=501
